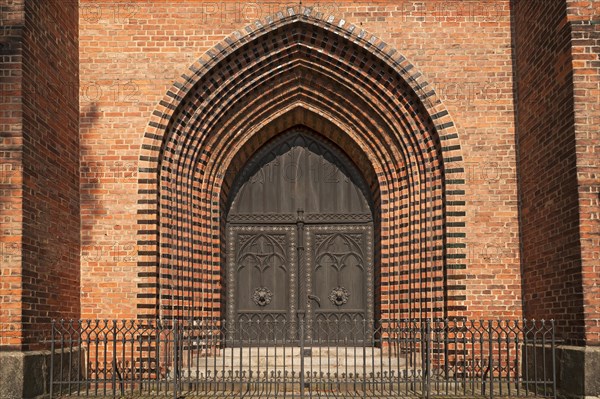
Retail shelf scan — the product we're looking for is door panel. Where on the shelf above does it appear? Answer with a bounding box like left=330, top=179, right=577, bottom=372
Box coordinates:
left=305, top=224, right=374, bottom=342
left=236, top=234, right=288, bottom=313
left=226, top=225, right=297, bottom=342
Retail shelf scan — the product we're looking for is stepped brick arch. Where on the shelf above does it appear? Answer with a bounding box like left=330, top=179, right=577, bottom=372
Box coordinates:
left=136, top=7, right=466, bottom=322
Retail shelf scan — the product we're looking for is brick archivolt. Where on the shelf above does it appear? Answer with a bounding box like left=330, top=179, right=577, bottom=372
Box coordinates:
left=137, top=8, right=465, bottom=321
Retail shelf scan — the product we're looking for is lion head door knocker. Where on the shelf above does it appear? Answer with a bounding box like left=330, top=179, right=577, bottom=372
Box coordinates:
left=328, top=287, right=349, bottom=306
left=252, top=287, right=273, bottom=307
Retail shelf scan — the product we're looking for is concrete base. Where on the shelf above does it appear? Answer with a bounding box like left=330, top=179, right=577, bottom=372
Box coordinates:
left=555, top=345, right=600, bottom=399
left=0, top=348, right=84, bottom=399
left=0, top=350, right=52, bottom=399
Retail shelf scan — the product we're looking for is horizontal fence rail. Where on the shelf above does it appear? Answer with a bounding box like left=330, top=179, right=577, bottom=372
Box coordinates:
left=48, top=319, right=556, bottom=398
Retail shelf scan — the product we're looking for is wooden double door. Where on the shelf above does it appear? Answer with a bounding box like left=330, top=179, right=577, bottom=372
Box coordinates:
left=225, top=131, right=374, bottom=343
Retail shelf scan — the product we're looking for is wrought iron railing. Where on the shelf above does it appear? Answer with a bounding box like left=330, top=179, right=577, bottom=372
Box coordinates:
left=48, top=318, right=556, bottom=398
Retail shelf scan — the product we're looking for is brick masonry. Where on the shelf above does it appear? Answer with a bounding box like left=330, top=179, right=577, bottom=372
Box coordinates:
left=513, top=0, right=600, bottom=346
left=0, top=0, right=79, bottom=350
left=77, top=0, right=520, bottom=324
left=567, top=0, right=600, bottom=347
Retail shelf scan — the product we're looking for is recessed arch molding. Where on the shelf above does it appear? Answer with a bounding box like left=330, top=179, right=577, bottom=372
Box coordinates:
left=136, top=7, right=466, bottom=322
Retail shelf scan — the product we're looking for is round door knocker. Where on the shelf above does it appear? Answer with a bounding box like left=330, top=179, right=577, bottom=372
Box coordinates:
left=252, top=287, right=273, bottom=307
left=328, top=287, right=349, bottom=306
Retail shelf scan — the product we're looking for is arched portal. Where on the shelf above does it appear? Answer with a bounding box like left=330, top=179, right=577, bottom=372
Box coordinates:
left=136, top=8, right=467, bottom=324
left=225, top=129, right=374, bottom=341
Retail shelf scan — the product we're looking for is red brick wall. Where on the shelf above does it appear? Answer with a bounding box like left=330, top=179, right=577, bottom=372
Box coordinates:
left=79, top=0, right=522, bottom=322
left=0, top=0, right=80, bottom=350
left=0, top=0, right=25, bottom=349
left=0, top=0, right=595, bottom=361
left=514, top=0, right=599, bottom=345
left=567, top=0, right=600, bottom=345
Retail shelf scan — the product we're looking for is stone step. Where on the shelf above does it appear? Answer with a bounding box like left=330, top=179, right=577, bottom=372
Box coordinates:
left=188, top=358, right=411, bottom=368
left=178, top=346, right=422, bottom=380
left=196, top=346, right=411, bottom=358
left=184, top=368, right=422, bottom=378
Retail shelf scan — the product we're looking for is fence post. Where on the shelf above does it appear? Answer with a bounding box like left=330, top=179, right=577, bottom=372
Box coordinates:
left=488, top=320, right=494, bottom=399
left=50, top=320, right=55, bottom=399
left=112, top=320, right=117, bottom=398
left=174, top=319, right=179, bottom=399
left=423, top=319, right=431, bottom=399
left=551, top=320, right=557, bottom=399
left=300, top=318, right=305, bottom=399
left=363, top=319, right=367, bottom=399
left=238, top=320, right=243, bottom=398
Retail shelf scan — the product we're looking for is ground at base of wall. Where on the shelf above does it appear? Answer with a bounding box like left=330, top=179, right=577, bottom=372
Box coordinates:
left=2, top=346, right=599, bottom=399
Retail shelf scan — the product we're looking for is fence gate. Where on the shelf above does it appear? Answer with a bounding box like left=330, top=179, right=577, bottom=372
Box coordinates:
left=49, top=319, right=556, bottom=398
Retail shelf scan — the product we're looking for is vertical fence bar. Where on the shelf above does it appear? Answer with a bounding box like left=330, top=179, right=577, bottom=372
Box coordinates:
left=283, top=320, right=287, bottom=399
left=318, top=320, right=323, bottom=396
left=551, top=320, right=556, bottom=399
left=291, top=320, right=296, bottom=397
left=173, top=319, right=179, bottom=399
left=187, top=320, right=191, bottom=394
left=378, top=321, right=383, bottom=395
left=542, top=320, right=547, bottom=397
left=120, top=323, right=126, bottom=396
left=309, top=321, right=314, bottom=399
left=472, top=321, right=477, bottom=395
left=257, top=321, right=262, bottom=396
left=148, top=323, right=154, bottom=396
left=155, top=321, right=160, bottom=396
left=129, top=323, right=134, bottom=397
left=103, top=322, right=108, bottom=396
left=488, top=320, right=494, bottom=399
left=67, top=321, right=73, bottom=396
left=363, top=319, right=367, bottom=399
left=447, top=320, right=451, bottom=395
left=370, top=320, right=375, bottom=395
left=49, top=320, right=55, bottom=399
left=300, top=318, right=305, bottom=399
left=138, top=325, right=143, bottom=396
left=112, top=321, right=117, bottom=398
left=542, top=320, right=548, bottom=397
left=429, top=319, right=433, bottom=399
left=461, top=320, right=467, bottom=396
left=86, top=323, right=91, bottom=396
left=524, top=319, right=530, bottom=396
left=405, top=321, right=410, bottom=397
left=533, top=320, right=538, bottom=396
left=515, top=321, right=521, bottom=397
left=352, top=319, right=358, bottom=396
left=506, top=322, right=511, bottom=397
left=239, top=320, right=244, bottom=397
left=498, top=322, right=503, bottom=397
left=59, top=320, right=65, bottom=396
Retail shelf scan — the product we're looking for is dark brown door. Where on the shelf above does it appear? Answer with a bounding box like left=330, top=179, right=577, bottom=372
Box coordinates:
left=226, top=131, right=373, bottom=343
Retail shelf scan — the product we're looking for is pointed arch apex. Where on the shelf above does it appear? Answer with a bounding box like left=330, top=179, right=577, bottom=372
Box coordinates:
left=136, top=7, right=466, bottom=322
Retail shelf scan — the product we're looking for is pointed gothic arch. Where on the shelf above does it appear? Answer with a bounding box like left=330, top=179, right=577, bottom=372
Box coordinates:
left=136, top=7, right=467, bottom=322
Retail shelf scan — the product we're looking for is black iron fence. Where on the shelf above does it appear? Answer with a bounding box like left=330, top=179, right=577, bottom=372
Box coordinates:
left=48, top=318, right=556, bottom=398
